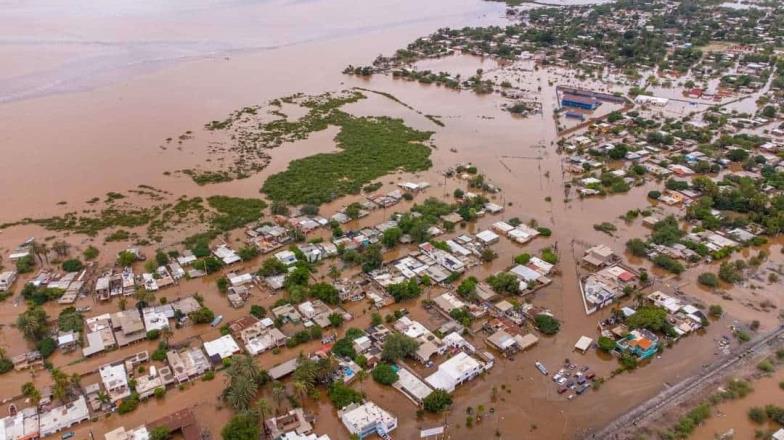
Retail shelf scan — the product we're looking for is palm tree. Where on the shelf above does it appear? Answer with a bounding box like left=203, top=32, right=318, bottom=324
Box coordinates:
left=31, top=241, right=49, bottom=265
left=255, top=398, right=272, bottom=439
left=226, top=376, right=257, bottom=412
left=97, top=391, right=110, bottom=405
left=292, top=381, right=308, bottom=408
left=161, top=326, right=173, bottom=343
left=70, top=373, right=82, bottom=393
left=52, top=241, right=70, bottom=258
left=355, top=369, right=369, bottom=393
left=271, top=381, right=286, bottom=407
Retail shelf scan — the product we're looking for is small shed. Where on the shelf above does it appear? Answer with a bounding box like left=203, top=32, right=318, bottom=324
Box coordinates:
left=574, top=336, right=593, bottom=353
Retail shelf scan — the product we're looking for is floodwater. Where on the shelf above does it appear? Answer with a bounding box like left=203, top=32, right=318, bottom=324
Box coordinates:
left=0, top=1, right=780, bottom=439
left=690, top=368, right=784, bottom=439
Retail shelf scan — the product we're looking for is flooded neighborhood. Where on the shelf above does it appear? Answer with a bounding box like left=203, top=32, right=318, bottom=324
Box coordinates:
left=1, top=0, right=784, bottom=440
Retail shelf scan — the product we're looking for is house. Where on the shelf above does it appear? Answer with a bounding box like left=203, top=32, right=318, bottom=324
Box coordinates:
left=0, top=270, right=17, bottom=291
left=393, top=367, right=433, bottom=404
left=475, top=230, right=500, bottom=245
left=58, top=331, right=78, bottom=352
left=581, top=245, right=616, bottom=268
left=105, top=425, right=150, bottom=440
left=135, top=366, right=164, bottom=399
left=339, top=401, right=398, bottom=440
left=616, top=329, right=659, bottom=360
left=99, top=362, right=131, bottom=402
left=264, top=408, right=314, bottom=439
left=425, top=352, right=487, bottom=392
left=231, top=317, right=287, bottom=355
left=275, top=250, right=298, bottom=266
left=486, top=329, right=517, bottom=353
left=38, top=396, right=90, bottom=437
left=166, top=347, right=211, bottom=382
left=213, top=244, right=241, bottom=265
left=203, top=335, right=241, bottom=363
left=110, top=310, right=146, bottom=346
left=0, top=406, right=39, bottom=440
left=12, top=351, right=44, bottom=371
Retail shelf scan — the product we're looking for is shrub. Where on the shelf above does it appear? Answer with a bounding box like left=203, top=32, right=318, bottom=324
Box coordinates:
left=653, top=255, right=684, bottom=274
left=61, top=259, right=83, bottom=272
left=328, top=382, right=363, bottom=409
left=708, top=304, right=723, bottom=318
left=757, top=359, right=774, bottom=373
left=698, top=273, right=719, bottom=288
left=748, top=407, right=767, bottom=424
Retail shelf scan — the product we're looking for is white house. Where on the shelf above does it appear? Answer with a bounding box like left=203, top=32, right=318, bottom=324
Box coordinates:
left=339, top=401, right=397, bottom=439
left=425, top=352, right=486, bottom=392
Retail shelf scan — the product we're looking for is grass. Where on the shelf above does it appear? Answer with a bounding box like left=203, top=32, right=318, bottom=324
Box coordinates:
left=207, top=196, right=267, bottom=231
left=262, top=112, right=433, bottom=205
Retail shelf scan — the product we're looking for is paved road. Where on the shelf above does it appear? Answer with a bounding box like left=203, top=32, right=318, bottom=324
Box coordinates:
left=586, top=325, right=784, bottom=439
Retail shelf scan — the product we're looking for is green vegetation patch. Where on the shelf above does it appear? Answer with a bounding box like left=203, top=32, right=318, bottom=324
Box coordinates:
left=262, top=113, right=433, bottom=205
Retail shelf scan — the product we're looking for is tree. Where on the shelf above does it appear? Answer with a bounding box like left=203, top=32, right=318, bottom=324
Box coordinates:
left=222, top=412, right=259, bottom=440
left=485, top=272, right=519, bottom=294
left=17, top=306, right=49, bottom=341
left=37, top=337, right=57, bottom=358
left=626, top=239, right=648, bottom=257
left=150, top=426, right=171, bottom=440
left=189, top=307, right=215, bottom=324
left=258, top=258, right=287, bottom=277
left=597, top=336, right=615, bottom=352
left=255, top=398, right=272, bottom=423
left=16, top=255, right=35, bottom=274
left=381, top=334, right=419, bottom=362
left=361, top=244, right=383, bottom=273
left=250, top=305, right=266, bottom=319
left=456, top=277, right=478, bottom=300
left=51, top=240, right=70, bottom=258
left=708, top=304, right=723, bottom=318
left=386, top=279, right=421, bottom=302
left=534, top=314, right=560, bottom=335
left=514, top=253, right=531, bottom=265
left=309, top=283, right=340, bottom=305
left=626, top=306, right=673, bottom=334
left=423, top=389, right=453, bottom=413
left=382, top=227, right=402, bottom=248
left=372, top=363, right=399, bottom=385
left=117, top=251, right=137, bottom=267
left=328, top=313, right=344, bottom=328
left=61, top=259, right=83, bottom=272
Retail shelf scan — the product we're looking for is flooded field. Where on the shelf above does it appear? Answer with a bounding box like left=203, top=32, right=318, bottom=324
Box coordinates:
left=1, top=1, right=783, bottom=439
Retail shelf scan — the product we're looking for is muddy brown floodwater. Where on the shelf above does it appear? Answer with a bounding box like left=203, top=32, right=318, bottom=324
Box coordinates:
left=1, top=1, right=782, bottom=439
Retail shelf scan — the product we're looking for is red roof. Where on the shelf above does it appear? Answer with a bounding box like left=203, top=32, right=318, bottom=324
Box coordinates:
left=618, top=271, right=636, bottom=282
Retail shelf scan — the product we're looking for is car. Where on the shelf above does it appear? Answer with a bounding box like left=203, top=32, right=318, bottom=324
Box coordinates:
left=576, top=376, right=587, bottom=385
left=557, top=385, right=568, bottom=394
left=585, top=370, right=596, bottom=379
left=557, top=376, right=568, bottom=385
left=576, top=384, right=589, bottom=395
left=62, top=432, right=75, bottom=440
